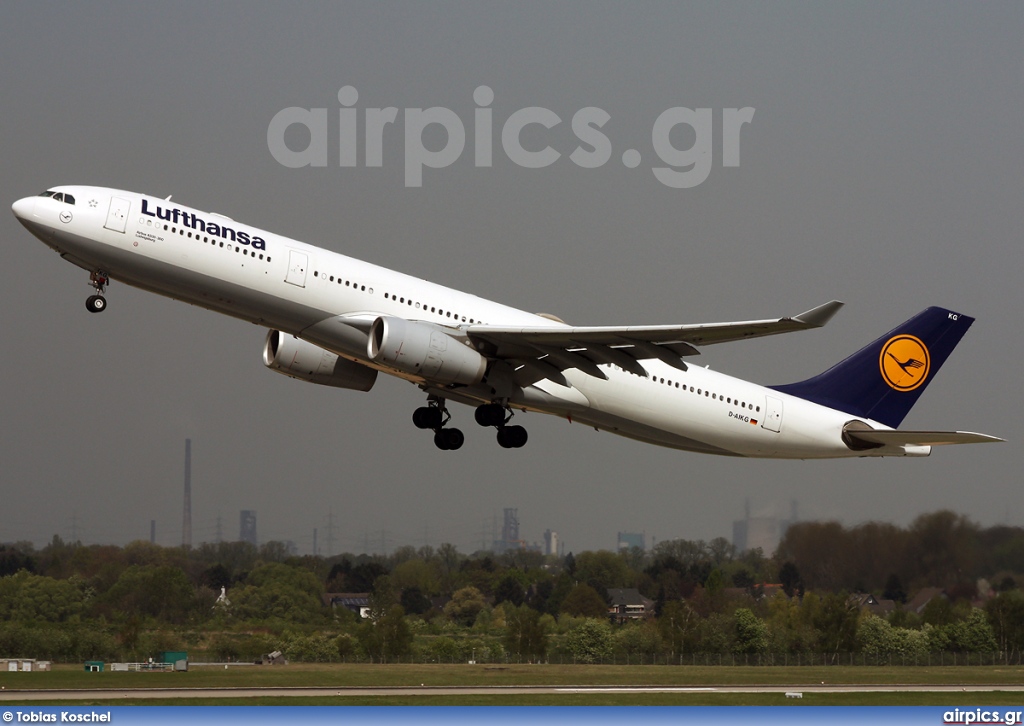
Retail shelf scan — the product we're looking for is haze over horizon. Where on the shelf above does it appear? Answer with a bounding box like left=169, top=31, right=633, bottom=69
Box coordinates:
left=1, top=2, right=1020, bottom=556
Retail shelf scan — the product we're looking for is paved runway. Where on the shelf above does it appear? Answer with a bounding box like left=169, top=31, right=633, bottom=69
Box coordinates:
left=3, top=684, right=1024, bottom=701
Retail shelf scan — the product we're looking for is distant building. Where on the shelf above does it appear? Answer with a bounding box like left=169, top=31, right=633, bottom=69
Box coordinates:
left=849, top=592, right=896, bottom=617
left=493, top=508, right=524, bottom=554
left=607, top=588, right=655, bottom=623
left=543, top=529, right=559, bottom=556
left=732, top=499, right=796, bottom=555
left=617, top=532, right=645, bottom=552
left=323, top=593, right=370, bottom=618
left=239, top=510, right=258, bottom=546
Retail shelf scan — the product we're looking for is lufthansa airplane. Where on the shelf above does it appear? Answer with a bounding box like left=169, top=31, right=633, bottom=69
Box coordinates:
left=12, top=186, right=1001, bottom=458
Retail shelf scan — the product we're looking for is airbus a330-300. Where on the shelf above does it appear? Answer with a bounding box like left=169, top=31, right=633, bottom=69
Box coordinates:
left=12, top=187, right=1002, bottom=458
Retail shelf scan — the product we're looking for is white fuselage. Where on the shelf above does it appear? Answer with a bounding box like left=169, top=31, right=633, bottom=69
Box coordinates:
left=14, top=186, right=908, bottom=459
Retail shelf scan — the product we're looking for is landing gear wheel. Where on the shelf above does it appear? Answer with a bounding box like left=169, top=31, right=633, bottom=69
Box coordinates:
left=497, top=424, right=528, bottom=449
left=413, top=406, right=443, bottom=429
left=474, top=403, right=507, bottom=427
left=434, top=428, right=464, bottom=451
left=86, top=295, right=106, bottom=313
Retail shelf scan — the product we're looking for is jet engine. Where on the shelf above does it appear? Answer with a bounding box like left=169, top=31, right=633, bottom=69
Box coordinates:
left=263, top=330, right=377, bottom=391
left=367, top=316, right=487, bottom=386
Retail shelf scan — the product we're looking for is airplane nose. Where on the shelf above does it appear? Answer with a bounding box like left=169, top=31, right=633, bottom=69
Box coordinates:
left=11, top=196, right=36, bottom=220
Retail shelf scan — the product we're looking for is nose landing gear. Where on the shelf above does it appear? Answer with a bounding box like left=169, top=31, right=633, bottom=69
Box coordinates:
left=475, top=402, right=528, bottom=448
left=413, top=397, right=465, bottom=451
left=86, top=271, right=109, bottom=313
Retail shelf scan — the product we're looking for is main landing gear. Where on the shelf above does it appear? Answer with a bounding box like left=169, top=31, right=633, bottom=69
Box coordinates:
left=475, top=402, right=528, bottom=449
left=413, top=399, right=529, bottom=451
left=86, top=271, right=109, bottom=313
left=413, top=398, right=465, bottom=451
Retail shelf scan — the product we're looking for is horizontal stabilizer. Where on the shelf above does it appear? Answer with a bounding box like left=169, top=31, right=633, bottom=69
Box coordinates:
left=846, top=429, right=1004, bottom=448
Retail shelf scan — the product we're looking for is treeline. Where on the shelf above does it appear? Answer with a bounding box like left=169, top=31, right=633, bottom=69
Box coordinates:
left=777, top=510, right=1024, bottom=595
left=1, top=509, right=1024, bottom=664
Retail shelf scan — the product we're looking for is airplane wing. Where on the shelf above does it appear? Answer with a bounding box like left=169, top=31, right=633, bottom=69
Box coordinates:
left=466, top=300, right=844, bottom=387
left=844, top=430, right=1005, bottom=448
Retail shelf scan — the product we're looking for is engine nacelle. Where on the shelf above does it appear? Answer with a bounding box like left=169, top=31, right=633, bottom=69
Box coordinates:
left=263, top=330, right=377, bottom=391
left=367, top=316, right=487, bottom=386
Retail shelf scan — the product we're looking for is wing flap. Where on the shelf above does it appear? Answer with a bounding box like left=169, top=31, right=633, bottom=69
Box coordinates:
left=467, top=300, right=843, bottom=385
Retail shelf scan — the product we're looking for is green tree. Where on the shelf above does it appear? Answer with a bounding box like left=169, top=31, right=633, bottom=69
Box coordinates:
left=444, top=586, right=487, bottom=626
left=858, top=614, right=928, bottom=658
left=493, top=571, right=528, bottom=607
left=802, top=591, right=859, bottom=658
left=100, top=565, right=195, bottom=623
left=565, top=618, right=613, bottom=663
left=986, top=591, right=1024, bottom=653
left=399, top=586, right=432, bottom=615
left=658, top=599, right=699, bottom=656
left=391, top=558, right=441, bottom=596
left=0, top=571, right=84, bottom=622
left=778, top=562, right=803, bottom=598
left=357, top=603, right=412, bottom=662
left=883, top=573, right=907, bottom=603
left=733, top=607, right=769, bottom=654
left=504, top=603, right=549, bottom=661
left=942, top=608, right=998, bottom=653
left=615, top=621, right=660, bottom=660
left=574, top=551, right=634, bottom=592
left=231, top=563, right=324, bottom=624
left=560, top=583, right=607, bottom=618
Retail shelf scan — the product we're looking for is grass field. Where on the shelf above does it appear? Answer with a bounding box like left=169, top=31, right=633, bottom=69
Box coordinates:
left=3, top=663, right=1024, bottom=705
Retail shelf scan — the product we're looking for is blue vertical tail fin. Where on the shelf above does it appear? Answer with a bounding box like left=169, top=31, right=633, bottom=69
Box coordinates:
left=770, top=307, right=974, bottom=428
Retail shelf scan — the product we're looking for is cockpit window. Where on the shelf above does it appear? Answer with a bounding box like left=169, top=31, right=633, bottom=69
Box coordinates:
left=37, top=190, right=74, bottom=204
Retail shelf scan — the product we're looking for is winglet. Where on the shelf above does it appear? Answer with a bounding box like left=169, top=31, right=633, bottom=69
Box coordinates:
left=793, top=300, right=844, bottom=328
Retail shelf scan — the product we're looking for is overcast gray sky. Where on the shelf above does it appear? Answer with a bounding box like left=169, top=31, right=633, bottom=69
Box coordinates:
left=1, top=1, right=1020, bottom=556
